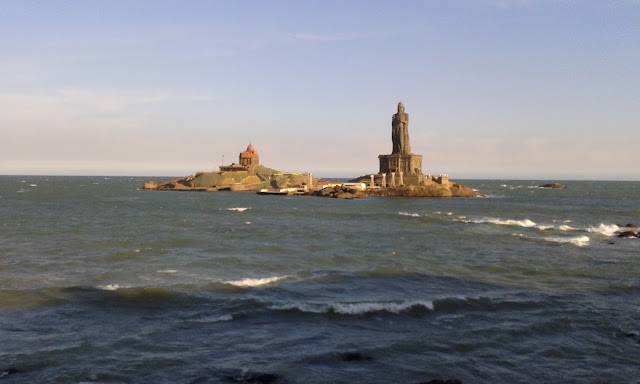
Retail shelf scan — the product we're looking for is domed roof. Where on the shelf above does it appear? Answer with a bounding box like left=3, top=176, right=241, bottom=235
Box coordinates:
left=240, top=143, right=259, bottom=159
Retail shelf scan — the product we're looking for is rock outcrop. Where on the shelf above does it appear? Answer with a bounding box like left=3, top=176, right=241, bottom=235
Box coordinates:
left=144, top=167, right=316, bottom=192
left=539, top=183, right=565, bottom=189
left=309, top=181, right=480, bottom=199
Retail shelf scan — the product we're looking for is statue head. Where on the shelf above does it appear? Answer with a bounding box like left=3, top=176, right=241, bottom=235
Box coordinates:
left=397, top=102, right=404, bottom=113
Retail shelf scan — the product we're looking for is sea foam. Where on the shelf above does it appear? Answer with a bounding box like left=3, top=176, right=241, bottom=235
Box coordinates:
left=398, top=212, right=420, bottom=217
left=226, top=207, right=250, bottom=212
left=157, top=269, right=178, bottom=274
left=224, top=275, right=288, bottom=287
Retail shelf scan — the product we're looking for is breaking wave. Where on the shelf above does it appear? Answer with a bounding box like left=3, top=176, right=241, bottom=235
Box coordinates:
left=271, top=300, right=434, bottom=315
left=226, top=207, right=250, bottom=212
left=398, top=212, right=420, bottom=217
left=514, top=233, right=591, bottom=247
left=586, top=223, right=620, bottom=237
left=543, top=235, right=591, bottom=247
left=460, top=217, right=537, bottom=228
left=224, top=275, right=288, bottom=287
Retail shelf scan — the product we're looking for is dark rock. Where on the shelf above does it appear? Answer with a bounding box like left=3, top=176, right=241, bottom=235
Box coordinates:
left=625, top=223, right=637, bottom=228
left=617, top=231, right=638, bottom=238
left=539, top=183, right=565, bottom=189
left=225, top=372, right=279, bottom=383
left=1, top=368, right=21, bottom=377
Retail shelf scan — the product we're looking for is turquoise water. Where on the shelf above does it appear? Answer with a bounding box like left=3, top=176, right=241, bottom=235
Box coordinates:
left=1, top=176, right=639, bottom=383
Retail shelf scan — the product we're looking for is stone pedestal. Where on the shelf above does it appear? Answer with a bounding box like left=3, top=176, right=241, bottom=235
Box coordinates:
left=378, top=153, right=423, bottom=176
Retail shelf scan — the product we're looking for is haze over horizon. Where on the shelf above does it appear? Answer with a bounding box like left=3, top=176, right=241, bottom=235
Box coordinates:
left=1, top=1, right=638, bottom=180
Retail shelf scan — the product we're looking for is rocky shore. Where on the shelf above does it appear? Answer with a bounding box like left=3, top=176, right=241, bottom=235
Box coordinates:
left=309, top=181, right=480, bottom=199
left=144, top=174, right=481, bottom=199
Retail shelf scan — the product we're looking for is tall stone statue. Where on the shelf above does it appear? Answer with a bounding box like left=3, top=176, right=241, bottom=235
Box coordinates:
left=392, top=102, right=410, bottom=154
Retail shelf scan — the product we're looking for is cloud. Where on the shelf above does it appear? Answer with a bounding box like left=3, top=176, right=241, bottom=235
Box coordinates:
left=0, top=88, right=216, bottom=127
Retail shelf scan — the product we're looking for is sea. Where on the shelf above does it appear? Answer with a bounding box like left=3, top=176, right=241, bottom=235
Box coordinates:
left=1, top=176, right=638, bottom=384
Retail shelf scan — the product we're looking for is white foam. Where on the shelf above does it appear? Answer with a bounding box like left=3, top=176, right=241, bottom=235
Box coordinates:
left=102, top=284, right=120, bottom=291
left=462, top=217, right=537, bottom=228
left=226, top=207, right=250, bottom=212
left=225, top=275, right=288, bottom=287
left=157, top=269, right=178, bottom=274
left=192, top=314, right=233, bottom=323
left=398, top=212, right=420, bottom=217
left=587, top=223, right=620, bottom=237
left=558, top=224, right=577, bottom=231
left=536, top=225, right=554, bottom=231
left=543, top=235, right=590, bottom=247
left=244, top=221, right=251, bottom=225
left=271, top=300, right=434, bottom=315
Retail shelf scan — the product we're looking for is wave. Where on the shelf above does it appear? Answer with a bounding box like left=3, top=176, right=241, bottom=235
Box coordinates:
left=226, top=207, right=250, bottom=212
left=457, top=216, right=619, bottom=237
left=271, top=300, right=434, bottom=315
left=543, top=235, right=590, bottom=247
left=398, top=212, right=420, bottom=217
left=224, top=275, right=288, bottom=287
left=514, top=233, right=590, bottom=247
left=460, top=217, right=537, bottom=228
left=586, top=223, right=620, bottom=237
left=189, top=314, right=234, bottom=323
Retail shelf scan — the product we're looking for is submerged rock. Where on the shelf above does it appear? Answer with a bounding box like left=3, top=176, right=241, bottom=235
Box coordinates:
left=617, top=231, right=639, bottom=238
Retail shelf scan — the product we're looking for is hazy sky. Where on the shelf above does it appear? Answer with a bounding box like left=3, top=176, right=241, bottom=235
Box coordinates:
left=1, top=0, right=638, bottom=179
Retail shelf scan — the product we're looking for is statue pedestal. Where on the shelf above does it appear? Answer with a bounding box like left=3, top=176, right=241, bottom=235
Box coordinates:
left=379, top=153, right=423, bottom=176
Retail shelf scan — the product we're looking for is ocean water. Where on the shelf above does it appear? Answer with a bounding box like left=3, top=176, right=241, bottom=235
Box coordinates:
left=1, top=176, right=639, bottom=384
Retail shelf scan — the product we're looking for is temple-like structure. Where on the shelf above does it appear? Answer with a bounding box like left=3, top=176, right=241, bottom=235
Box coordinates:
left=220, top=143, right=261, bottom=172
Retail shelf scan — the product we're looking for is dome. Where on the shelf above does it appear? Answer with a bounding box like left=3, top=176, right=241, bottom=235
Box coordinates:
left=240, top=143, right=259, bottom=159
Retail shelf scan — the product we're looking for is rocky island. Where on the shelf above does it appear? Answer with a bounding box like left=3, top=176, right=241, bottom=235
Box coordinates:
left=143, top=143, right=316, bottom=192
left=143, top=102, right=480, bottom=198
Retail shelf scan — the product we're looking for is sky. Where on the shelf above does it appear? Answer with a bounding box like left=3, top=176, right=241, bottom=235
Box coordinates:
left=1, top=0, right=638, bottom=180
